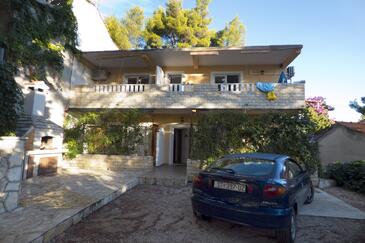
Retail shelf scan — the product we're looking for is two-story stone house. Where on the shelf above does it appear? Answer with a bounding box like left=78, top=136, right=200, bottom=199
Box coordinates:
left=68, top=45, right=305, bottom=167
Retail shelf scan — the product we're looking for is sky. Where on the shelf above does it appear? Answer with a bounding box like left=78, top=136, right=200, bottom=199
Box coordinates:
left=98, top=0, right=365, bottom=121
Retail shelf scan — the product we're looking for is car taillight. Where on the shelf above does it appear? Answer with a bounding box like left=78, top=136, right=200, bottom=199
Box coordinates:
left=193, top=175, right=203, bottom=188
left=263, top=184, right=286, bottom=198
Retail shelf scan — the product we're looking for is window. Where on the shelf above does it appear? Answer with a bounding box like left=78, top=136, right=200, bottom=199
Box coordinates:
left=282, top=160, right=303, bottom=179
left=168, top=74, right=182, bottom=84
left=213, top=73, right=240, bottom=84
left=209, top=158, right=275, bottom=176
left=125, top=75, right=149, bottom=84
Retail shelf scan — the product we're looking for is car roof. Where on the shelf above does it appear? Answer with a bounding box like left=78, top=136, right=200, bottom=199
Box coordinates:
left=222, top=153, right=289, bottom=161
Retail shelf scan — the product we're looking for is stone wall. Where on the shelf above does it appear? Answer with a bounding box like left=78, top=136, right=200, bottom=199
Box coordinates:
left=0, top=137, right=25, bottom=214
left=69, top=83, right=305, bottom=110
left=63, top=154, right=153, bottom=171
left=186, top=159, right=202, bottom=182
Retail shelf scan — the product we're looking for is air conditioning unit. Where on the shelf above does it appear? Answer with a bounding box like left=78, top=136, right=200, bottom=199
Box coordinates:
left=286, top=66, right=295, bottom=80
left=91, top=69, right=109, bottom=81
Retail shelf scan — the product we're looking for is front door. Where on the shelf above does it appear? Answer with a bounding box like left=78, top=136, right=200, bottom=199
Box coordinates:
left=173, top=129, right=183, bottom=164
left=173, top=128, right=189, bottom=164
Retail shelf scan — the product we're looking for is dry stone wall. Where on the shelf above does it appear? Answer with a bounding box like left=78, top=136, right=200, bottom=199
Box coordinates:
left=0, top=137, right=25, bottom=214
left=63, top=154, right=153, bottom=171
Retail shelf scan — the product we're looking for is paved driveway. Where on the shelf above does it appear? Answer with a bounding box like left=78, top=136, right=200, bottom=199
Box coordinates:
left=54, top=185, right=365, bottom=243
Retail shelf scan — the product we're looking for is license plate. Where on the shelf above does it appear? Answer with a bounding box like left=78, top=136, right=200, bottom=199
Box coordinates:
left=214, top=181, right=246, bottom=192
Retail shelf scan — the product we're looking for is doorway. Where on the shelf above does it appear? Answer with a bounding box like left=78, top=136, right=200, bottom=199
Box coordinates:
left=173, top=128, right=189, bottom=164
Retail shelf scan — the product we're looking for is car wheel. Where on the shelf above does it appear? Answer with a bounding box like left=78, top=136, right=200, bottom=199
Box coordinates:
left=304, top=186, right=314, bottom=204
left=193, top=210, right=211, bottom=221
left=276, top=209, right=296, bottom=243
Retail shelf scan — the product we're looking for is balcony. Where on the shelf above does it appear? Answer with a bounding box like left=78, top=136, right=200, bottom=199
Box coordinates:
left=69, top=82, right=305, bottom=110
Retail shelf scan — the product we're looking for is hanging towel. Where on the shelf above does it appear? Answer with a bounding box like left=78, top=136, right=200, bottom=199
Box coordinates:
left=278, top=71, right=288, bottom=83
left=256, top=82, right=275, bottom=92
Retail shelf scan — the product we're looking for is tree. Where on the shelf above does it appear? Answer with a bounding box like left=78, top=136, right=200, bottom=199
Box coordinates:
left=349, top=97, right=365, bottom=120
left=105, top=16, right=131, bottom=49
left=121, top=6, right=144, bottom=48
left=305, top=97, right=334, bottom=133
left=143, top=0, right=245, bottom=48
left=105, top=7, right=145, bottom=49
left=212, top=16, right=245, bottom=47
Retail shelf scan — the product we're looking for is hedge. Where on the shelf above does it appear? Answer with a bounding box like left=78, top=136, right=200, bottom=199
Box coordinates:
left=326, top=161, right=365, bottom=193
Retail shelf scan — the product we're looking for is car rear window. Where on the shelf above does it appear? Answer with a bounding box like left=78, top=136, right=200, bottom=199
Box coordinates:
left=209, top=158, right=275, bottom=176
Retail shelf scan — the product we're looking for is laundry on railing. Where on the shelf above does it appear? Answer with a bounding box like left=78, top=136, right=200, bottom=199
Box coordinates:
left=256, top=82, right=277, bottom=101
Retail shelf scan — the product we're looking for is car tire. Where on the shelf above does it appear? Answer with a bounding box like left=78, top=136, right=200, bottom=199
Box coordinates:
left=193, top=210, right=211, bottom=221
left=276, top=209, right=296, bottom=243
left=304, top=186, right=314, bottom=204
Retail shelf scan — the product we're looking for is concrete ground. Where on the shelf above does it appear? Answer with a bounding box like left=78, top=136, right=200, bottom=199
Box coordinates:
left=0, top=168, right=146, bottom=243
left=54, top=185, right=365, bottom=243
left=300, top=188, right=365, bottom=219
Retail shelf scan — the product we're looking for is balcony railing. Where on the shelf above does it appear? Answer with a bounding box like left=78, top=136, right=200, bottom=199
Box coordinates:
left=94, top=83, right=259, bottom=93
left=70, top=82, right=305, bottom=110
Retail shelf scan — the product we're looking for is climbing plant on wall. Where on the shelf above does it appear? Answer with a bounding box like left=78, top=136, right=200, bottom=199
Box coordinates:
left=64, top=110, right=144, bottom=158
left=0, top=0, right=78, bottom=136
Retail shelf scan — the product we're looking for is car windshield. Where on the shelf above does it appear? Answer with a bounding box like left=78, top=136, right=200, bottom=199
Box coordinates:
left=209, top=158, right=275, bottom=176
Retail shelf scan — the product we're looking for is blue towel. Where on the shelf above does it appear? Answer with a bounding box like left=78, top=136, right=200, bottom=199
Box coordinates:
left=278, top=71, right=288, bottom=83
left=256, top=82, right=275, bottom=92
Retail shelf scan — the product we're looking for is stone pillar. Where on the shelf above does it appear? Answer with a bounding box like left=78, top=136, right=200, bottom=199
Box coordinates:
left=0, top=137, right=25, bottom=214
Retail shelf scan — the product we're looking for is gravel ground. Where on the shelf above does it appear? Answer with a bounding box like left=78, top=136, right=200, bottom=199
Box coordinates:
left=54, top=185, right=365, bottom=243
left=324, top=186, right=365, bottom=212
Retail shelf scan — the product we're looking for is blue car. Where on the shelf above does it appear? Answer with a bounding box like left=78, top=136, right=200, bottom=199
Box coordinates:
left=191, top=153, right=314, bottom=243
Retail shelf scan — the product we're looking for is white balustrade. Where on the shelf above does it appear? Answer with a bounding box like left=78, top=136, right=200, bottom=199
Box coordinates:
left=217, top=83, right=257, bottom=92
left=95, top=84, right=145, bottom=93
left=94, top=83, right=261, bottom=93
left=169, top=84, right=186, bottom=92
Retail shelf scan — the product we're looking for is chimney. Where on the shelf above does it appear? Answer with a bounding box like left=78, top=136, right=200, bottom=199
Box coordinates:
left=24, top=81, right=49, bottom=117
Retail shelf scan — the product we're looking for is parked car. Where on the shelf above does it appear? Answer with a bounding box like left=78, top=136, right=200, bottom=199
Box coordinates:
left=191, top=153, right=314, bottom=243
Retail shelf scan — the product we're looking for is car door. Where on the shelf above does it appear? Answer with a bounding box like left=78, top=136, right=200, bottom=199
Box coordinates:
left=282, top=160, right=306, bottom=206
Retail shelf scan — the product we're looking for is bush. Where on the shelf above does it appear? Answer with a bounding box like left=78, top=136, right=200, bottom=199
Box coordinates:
left=326, top=161, right=365, bottom=193
left=192, top=110, right=319, bottom=173
left=64, top=110, right=143, bottom=158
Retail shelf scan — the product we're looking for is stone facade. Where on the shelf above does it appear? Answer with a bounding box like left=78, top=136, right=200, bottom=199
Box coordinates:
left=63, top=154, right=153, bottom=171
left=69, top=83, right=305, bottom=110
left=0, top=137, right=25, bottom=214
left=186, top=159, right=202, bottom=182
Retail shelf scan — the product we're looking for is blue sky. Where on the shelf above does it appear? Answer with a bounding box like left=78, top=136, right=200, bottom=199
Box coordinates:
left=98, top=0, right=365, bottom=121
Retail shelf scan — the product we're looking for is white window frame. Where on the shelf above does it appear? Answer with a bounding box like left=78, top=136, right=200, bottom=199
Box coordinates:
left=123, top=73, right=151, bottom=84
left=210, top=71, right=243, bottom=84
left=165, top=71, right=185, bottom=84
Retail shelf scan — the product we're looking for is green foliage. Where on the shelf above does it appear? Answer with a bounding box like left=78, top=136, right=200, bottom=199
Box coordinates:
left=104, top=16, right=131, bottom=49
left=192, top=111, right=319, bottom=173
left=5, top=0, right=78, bottom=80
left=105, top=7, right=145, bottom=49
left=349, top=97, right=365, bottom=118
left=306, top=107, right=333, bottom=133
left=305, top=97, right=333, bottom=133
left=64, top=110, right=143, bottom=158
left=0, top=0, right=78, bottom=136
left=214, top=16, right=245, bottom=47
left=326, top=161, right=365, bottom=193
left=122, top=6, right=145, bottom=48
left=0, top=64, right=23, bottom=136
left=106, top=0, right=245, bottom=49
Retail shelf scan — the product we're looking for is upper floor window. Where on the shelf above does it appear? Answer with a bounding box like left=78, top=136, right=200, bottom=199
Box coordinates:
left=212, top=73, right=240, bottom=84
left=168, top=74, right=183, bottom=84
left=125, top=75, right=149, bottom=84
